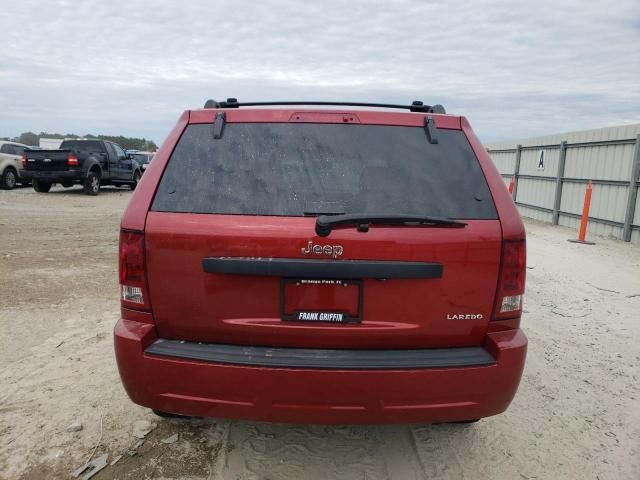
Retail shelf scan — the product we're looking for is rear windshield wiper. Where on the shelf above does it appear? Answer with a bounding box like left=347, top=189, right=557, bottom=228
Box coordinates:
left=315, top=213, right=466, bottom=237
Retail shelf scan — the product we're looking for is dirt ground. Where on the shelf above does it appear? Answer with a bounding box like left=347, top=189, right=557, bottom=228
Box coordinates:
left=0, top=185, right=638, bottom=480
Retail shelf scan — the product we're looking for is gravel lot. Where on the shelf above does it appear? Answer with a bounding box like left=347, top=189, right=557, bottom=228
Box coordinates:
left=0, top=186, right=638, bottom=480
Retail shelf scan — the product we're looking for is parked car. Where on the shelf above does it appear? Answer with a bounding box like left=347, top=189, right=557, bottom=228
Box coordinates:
left=115, top=98, right=527, bottom=424
left=130, top=152, right=154, bottom=173
left=0, top=141, right=30, bottom=189
left=21, top=139, right=142, bottom=195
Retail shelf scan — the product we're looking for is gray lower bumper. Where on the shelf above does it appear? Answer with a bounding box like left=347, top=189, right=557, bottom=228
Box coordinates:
left=145, top=339, right=496, bottom=370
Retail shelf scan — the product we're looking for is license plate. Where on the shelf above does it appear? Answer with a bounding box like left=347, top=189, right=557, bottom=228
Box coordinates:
left=280, top=278, right=362, bottom=324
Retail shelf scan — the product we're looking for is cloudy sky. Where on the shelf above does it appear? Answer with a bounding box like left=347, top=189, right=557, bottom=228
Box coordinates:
left=1, top=0, right=638, bottom=143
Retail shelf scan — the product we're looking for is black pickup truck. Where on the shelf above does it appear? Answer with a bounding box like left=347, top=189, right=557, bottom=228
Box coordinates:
left=21, top=139, right=142, bottom=195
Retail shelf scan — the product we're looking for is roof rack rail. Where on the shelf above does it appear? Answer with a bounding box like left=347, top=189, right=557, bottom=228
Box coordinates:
left=203, top=98, right=446, bottom=114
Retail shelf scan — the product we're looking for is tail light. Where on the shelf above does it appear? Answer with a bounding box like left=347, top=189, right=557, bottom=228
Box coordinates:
left=21, top=154, right=27, bottom=167
left=492, top=239, right=526, bottom=320
left=119, top=230, right=150, bottom=310
left=67, top=153, right=79, bottom=166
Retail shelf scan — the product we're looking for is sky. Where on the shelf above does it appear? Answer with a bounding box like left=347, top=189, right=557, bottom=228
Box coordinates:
left=1, top=0, right=639, bottom=144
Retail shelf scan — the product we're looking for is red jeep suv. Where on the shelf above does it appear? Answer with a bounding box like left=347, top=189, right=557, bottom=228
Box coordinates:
left=115, top=99, right=527, bottom=424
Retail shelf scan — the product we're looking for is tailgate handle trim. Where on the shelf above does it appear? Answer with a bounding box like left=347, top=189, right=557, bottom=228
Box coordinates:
left=202, top=257, right=443, bottom=279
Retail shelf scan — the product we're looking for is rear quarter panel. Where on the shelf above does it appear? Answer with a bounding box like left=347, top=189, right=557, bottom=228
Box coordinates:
left=0, top=155, right=19, bottom=174
left=461, top=117, right=525, bottom=241
left=121, top=110, right=190, bottom=230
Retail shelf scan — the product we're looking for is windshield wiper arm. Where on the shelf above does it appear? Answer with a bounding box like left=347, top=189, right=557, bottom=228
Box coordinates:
left=315, top=213, right=466, bottom=237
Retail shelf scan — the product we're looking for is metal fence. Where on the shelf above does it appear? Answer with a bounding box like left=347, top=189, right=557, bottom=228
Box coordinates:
left=486, top=124, right=640, bottom=244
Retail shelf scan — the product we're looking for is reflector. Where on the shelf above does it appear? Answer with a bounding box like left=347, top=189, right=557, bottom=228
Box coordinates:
left=122, top=285, right=144, bottom=304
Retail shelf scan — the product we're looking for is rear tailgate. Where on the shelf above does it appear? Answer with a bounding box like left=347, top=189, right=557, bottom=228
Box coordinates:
left=144, top=119, right=502, bottom=349
left=145, top=215, right=499, bottom=348
left=24, top=149, right=70, bottom=171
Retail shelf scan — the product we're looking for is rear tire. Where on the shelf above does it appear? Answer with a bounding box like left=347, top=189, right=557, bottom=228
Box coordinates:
left=83, top=172, right=100, bottom=195
left=152, top=409, right=191, bottom=419
left=32, top=179, right=52, bottom=193
left=130, top=170, right=141, bottom=190
left=0, top=167, right=18, bottom=190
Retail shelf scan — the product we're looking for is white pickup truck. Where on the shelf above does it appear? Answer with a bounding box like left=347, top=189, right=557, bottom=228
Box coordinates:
left=0, top=141, right=30, bottom=189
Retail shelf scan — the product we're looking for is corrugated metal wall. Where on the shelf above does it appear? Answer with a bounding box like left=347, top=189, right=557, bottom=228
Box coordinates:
left=486, top=124, right=640, bottom=243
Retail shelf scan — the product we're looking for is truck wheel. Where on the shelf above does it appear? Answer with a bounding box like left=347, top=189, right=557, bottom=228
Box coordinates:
left=83, top=172, right=101, bottom=195
left=130, top=170, right=141, bottom=190
left=0, top=167, right=18, bottom=190
left=32, top=179, right=52, bottom=193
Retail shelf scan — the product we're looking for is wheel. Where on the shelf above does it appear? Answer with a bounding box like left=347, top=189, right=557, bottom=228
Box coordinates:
left=130, top=170, right=141, bottom=190
left=32, top=179, right=52, bottom=193
left=0, top=167, right=18, bottom=190
left=83, top=172, right=101, bottom=195
left=152, top=409, right=191, bottom=419
left=61, top=181, right=74, bottom=188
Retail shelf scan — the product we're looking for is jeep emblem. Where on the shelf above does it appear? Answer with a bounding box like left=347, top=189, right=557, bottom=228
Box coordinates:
left=302, top=241, right=343, bottom=258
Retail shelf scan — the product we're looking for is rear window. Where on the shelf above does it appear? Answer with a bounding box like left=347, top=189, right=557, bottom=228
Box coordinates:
left=152, top=123, right=497, bottom=219
left=132, top=153, right=151, bottom=164
left=60, top=140, right=105, bottom=154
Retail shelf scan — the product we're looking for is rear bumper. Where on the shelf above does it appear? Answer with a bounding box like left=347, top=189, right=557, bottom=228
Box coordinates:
left=114, top=318, right=527, bottom=424
left=20, top=170, right=83, bottom=181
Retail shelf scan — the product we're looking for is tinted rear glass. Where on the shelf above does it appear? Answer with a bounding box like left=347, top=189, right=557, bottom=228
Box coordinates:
left=60, top=140, right=105, bottom=154
left=133, top=153, right=151, bottom=164
left=152, top=123, right=497, bottom=219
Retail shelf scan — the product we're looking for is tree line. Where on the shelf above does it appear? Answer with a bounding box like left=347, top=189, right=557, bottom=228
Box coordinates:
left=2, top=132, right=158, bottom=151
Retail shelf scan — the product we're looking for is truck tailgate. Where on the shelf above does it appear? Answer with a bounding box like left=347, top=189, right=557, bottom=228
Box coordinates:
left=24, top=150, right=70, bottom=171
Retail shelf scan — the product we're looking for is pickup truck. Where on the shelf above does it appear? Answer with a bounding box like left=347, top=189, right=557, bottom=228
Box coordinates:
left=21, top=139, right=142, bottom=195
left=129, top=151, right=154, bottom=174
left=0, top=140, right=30, bottom=189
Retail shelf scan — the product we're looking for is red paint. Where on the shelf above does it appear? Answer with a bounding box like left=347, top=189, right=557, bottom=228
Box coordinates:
left=508, top=177, right=515, bottom=195
left=145, top=213, right=501, bottom=348
left=188, top=108, right=462, bottom=129
left=115, top=106, right=527, bottom=424
left=114, top=318, right=527, bottom=424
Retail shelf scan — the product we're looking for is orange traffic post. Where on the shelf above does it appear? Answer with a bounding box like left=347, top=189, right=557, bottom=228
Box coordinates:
left=508, top=177, right=515, bottom=195
left=568, top=180, right=595, bottom=245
